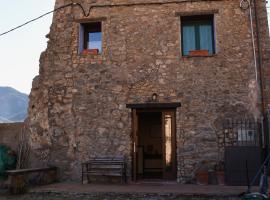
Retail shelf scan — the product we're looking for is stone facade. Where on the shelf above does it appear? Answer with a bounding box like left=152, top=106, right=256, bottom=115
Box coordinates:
left=0, top=123, right=24, bottom=151
left=27, top=0, right=270, bottom=182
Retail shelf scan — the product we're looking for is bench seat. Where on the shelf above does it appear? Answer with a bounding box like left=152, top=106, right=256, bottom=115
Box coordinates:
left=6, top=166, right=57, bottom=175
left=82, top=156, right=126, bottom=184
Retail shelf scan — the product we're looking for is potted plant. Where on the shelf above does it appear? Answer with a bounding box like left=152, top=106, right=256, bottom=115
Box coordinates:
left=189, top=50, right=209, bottom=56
left=82, top=49, right=99, bottom=55
left=215, top=161, right=225, bottom=185
left=196, top=160, right=210, bottom=185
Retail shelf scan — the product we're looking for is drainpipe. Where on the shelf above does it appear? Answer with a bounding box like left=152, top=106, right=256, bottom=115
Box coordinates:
left=240, top=0, right=265, bottom=115
left=240, top=0, right=267, bottom=152
left=240, top=0, right=270, bottom=192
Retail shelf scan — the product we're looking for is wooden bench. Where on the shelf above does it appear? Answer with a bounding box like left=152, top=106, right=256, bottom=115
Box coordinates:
left=82, top=156, right=126, bottom=184
left=6, top=166, right=58, bottom=194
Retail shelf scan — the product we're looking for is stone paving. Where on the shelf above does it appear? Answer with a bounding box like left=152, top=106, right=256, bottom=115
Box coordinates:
left=0, top=193, right=242, bottom=200
left=32, top=182, right=249, bottom=196
left=0, top=183, right=257, bottom=200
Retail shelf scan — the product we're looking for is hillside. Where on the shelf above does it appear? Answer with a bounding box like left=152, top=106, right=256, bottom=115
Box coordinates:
left=0, top=87, right=28, bottom=123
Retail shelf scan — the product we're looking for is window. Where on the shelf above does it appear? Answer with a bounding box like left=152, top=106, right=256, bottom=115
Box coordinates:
left=79, top=22, right=102, bottom=54
left=181, top=15, right=215, bottom=56
left=237, top=128, right=256, bottom=142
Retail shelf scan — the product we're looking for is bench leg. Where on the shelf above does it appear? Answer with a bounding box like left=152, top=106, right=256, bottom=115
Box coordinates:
left=8, top=175, right=27, bottom=194
left=82, top=173, right=84, bottom=184
left=81, top=165, right=84, bottom=184
left=41, top=170, right=57, bottom=185
left=87, top=174, right=91, bottom=183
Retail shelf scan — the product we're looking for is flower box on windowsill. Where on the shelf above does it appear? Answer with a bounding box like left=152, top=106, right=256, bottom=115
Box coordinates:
left=189, top=50, right=209, bottom=57
left=82, top=49, right=99, bottom=55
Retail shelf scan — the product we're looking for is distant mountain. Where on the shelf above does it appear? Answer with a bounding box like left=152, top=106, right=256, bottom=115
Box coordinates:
left=0, top=87, right=28, bottom=123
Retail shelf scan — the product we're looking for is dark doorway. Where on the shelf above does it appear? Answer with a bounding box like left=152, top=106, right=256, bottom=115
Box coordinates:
left=137, top=112, right=163, bottom=179
left=132, top=109, right=177, bottom=181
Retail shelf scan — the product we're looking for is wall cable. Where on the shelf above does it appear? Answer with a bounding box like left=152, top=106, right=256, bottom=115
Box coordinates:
left=0, top=3, right=76, bottom=37
left=1, top=0, right=199, bottom=38
left=240, top=0, right=258, bottom=83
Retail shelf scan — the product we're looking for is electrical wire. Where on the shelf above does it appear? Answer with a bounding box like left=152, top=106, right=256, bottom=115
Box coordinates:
left=1, top=1, right=269, bottom=38
left=0, top=3, right=76, bottom=37
left=0, top=0, right=196, bottom=38
left=71, top=0, right=193, bottom=17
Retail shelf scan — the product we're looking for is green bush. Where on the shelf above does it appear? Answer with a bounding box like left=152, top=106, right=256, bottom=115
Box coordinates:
left=0, top=145, right=17, bottom=180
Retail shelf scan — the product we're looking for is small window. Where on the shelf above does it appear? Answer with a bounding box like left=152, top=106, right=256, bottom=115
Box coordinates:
left=79, top=22, right=102, bottom=54
left=181, top=15, right=215, bottom=56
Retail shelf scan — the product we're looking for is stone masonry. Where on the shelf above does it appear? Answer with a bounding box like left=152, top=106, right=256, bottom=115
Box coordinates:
left=0, top=123, right=24, bottom=151
left=27, top=0, right=270, bottom=182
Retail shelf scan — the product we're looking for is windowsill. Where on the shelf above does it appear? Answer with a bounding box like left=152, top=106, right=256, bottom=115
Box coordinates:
left=79, top=49, right=102, bottom=56
left=182, top=54, right=217, bottom=58
left=79, top=53, right=102, bottom=56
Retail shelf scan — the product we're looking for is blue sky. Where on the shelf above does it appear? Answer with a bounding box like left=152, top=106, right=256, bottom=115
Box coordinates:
left=0, top=1, right=269, bottom=94
left=0, top=1, right=55, bottom=94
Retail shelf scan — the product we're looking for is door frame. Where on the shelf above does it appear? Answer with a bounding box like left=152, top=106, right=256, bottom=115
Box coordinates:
left=162, top=110, right=177, bottom=180
left=131, top=108, right=177, bottom=181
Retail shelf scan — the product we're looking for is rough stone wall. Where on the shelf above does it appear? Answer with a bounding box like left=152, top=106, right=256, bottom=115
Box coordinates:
left=27, top=0, right=270, bottom=182
left=255, top=0, right=270, bottom=112
left=0, top=123, right=24, bottom=151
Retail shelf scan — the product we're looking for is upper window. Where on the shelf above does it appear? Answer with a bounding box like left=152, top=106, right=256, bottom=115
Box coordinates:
left=79, top=22, right=102, bottom=54
left=181, top=15, right=215, bottom=56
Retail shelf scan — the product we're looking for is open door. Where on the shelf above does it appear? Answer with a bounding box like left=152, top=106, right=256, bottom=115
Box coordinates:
left=132, top=108, right=177, bottom=181
left=162, top=111, right=177, bottom=180
left=127, top=103, right=180, bottom=181
left=132, top=109, right=138, bottom=181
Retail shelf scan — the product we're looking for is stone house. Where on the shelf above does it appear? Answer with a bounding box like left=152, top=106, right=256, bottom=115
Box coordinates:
left=27, top=0, right=270, bottom=183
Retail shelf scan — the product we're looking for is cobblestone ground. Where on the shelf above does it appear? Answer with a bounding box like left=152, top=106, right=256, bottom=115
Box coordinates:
left=0, top=191, right=241, bottom=200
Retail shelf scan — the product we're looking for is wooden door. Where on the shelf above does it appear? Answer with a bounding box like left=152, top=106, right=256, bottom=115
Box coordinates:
left=162, top=110, right=177, bottom=180
left=132, top=109, right=138, bottom=181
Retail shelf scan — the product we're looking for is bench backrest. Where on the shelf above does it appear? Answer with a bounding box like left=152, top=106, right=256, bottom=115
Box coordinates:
left=90, top=156, right=124, bottom=160
left=89, top=156, right=125, bottom=162
left=85, top=157, right=126, bottom=168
